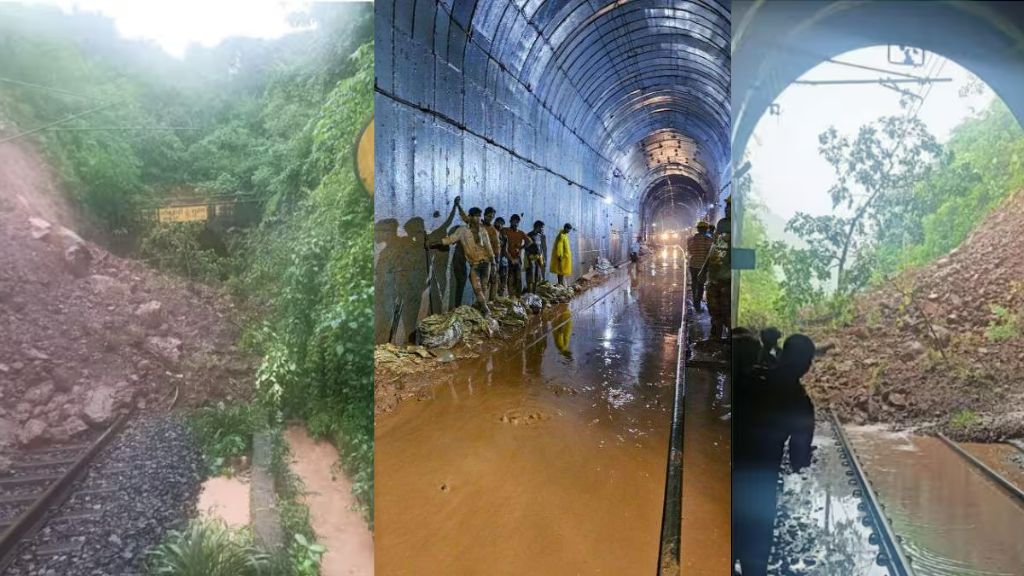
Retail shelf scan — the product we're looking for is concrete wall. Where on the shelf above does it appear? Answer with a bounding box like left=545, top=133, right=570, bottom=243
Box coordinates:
left=374, top=0, right=636, bottom=344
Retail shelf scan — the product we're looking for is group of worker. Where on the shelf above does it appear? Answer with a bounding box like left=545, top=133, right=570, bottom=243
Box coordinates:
left=428, top=196, right=574, bottom=316
left=731, top=327, right=817, bottom=576
left=686, top=196, right=732, bottom=338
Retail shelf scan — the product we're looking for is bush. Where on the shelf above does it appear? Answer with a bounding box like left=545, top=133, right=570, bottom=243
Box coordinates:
left=189, top=403, right=260, bottom=476
left=140, top=222, right=230, bottom=283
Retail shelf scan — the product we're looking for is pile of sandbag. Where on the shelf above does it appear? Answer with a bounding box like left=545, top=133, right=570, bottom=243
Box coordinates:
left=593, top=257, right=614, bottom=274
left=489, top=297, right=528, bottom=328
left=416, top=305, right=498, bottom=349
left=533, top=282, right=575, bottom=305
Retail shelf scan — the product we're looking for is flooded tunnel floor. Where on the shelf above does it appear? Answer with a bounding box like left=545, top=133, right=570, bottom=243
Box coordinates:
left=375, top=259, right=705, bottom=574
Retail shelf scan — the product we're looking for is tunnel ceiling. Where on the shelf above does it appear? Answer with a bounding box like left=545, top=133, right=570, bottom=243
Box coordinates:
left=446, top=0, right=730, bottom=206
left=641, top=174, right=705, bottom=228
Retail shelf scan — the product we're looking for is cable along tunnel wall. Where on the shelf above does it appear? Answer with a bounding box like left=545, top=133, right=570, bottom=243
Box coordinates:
left=375, top=0, right=731, bottom=344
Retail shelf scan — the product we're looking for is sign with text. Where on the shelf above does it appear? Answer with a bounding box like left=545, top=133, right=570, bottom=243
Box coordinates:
left=157, top=205, right=208, bottom=223
left=732, top=248, right=756, bottom=270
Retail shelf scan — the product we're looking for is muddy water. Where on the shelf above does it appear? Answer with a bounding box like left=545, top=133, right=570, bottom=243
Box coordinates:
left=847, top=428, right=1024, bottom=575
left=196, top=476, right=251, bottom=528
left=961, top=442, right=1024, bottom=493
left=375, top=262, right=687, bottom=574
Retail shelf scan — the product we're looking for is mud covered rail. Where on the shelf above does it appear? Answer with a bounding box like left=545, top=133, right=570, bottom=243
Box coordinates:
left=828, top=411, right=915, bottom=576
left=935, top=433, right=1024, bottom=506
left=0, top=415, right=126, bottom=570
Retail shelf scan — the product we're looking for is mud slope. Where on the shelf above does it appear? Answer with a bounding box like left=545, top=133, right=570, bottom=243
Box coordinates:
left=0, top=139, right=252, bottom=448
left=807, top=189, right=1024, bottom=441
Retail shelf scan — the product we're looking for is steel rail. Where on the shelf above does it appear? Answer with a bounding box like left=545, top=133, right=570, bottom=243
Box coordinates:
left=934, top=433, right=1024, bottom=507
left=0, top=415, right=127, bottom=570
left=829, top=411, right=915, bottom=576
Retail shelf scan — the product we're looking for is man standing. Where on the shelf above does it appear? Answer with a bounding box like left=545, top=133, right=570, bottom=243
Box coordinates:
left=430, top=205, right=495, bottom=315
left=686, top=221, right=714, bottom=311
left=525, top=220, right=547, bottom=293
left=493, top=216, right=510, bottom=298
left=504, top=214, right=531, bottom=296
left=733, top=334, right=816, bottom=576
left=479, top=207, right=502, bottom=300
left=551, top=223, right=573, bottom=285
left=703, top=225, right=731, bottom=339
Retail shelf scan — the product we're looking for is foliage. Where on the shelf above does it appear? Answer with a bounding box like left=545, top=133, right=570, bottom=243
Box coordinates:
left=269, top=429, right=324, bottom=576
left=949, top=409, right=981, bottom=430
left=288, top=533, right=326, bottom=576
left=139, top=223, right=230, bottom=282
left=985, top=304, right=1019, bottom=342
left=145, top=519, right=279, bottom=576
left=189, top=403, right=260, bottom=476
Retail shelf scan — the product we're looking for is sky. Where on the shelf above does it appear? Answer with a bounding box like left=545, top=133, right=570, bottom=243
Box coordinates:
left=747, top=45, right=998, bottom=225
left=22, top=0, right=322, bottom=57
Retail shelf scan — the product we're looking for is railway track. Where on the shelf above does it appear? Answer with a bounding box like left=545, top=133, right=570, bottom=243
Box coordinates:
left=826, top=411, right=914, bottom=576
left=0, top=415, right=126, bottom=573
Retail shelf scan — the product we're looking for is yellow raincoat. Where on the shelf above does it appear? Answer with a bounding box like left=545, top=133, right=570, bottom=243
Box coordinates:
left=550, top=231, right=572, bottom=276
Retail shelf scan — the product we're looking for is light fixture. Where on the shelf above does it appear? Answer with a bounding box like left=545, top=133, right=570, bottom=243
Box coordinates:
left=604, top=195, right=613, bottom=204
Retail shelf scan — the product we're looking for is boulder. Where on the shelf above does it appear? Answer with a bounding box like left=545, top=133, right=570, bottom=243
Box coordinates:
left=145, top=336, right=182, bottom=364
left=0, top=418, right=17, bottom=447
left=134, top=300, right=164, bottom=329
left=82, top=386, right=117, bottom=426
left=89, top=275, right=129, bottom=299
left=18, top=418, right=47, bottom=446
left=64, top=243, right=93, bottom=277
left=23, top=381, right=55, bottom=405
left=28, top=216, right=51, bottom=240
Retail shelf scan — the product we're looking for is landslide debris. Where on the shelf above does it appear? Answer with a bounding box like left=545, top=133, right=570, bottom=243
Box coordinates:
left=0, top=140, right=252, bottom=448
left=805, top=189, right=1024, bottom=441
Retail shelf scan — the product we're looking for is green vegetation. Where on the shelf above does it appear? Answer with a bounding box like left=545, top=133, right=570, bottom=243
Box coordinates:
left=0, top=4, right=374, bottom=518
left=740, top=98, right=1024, bottom=330
left=189, top=404, right=260, bottom=476
left=269, top=430, right=324, bottom=574
left=985, top=304, right=1020, bottom=342
left=950, top=409, right=981, bottom=430
left=145, top=519, right=282, bottom=576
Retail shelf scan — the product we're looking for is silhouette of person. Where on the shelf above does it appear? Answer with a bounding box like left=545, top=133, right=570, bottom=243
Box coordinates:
left=733, top=333, right=816, bottom=576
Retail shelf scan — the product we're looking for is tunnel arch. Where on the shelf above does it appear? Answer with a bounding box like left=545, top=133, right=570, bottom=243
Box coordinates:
left=376, top=0, right=732, bottom=342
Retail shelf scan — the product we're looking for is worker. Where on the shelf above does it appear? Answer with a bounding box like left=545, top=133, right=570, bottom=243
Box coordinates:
left=551, top=223, right=573, bottom=285
left=733, top=334, right=816, bottom=576
left=630, top=235, right=641, bottom=263
left=493, top=216, right=510, bottom=298
left=481, top=207, right=502, bottom=300
left=702, top=225, right=731, bottom=339
left=429, top=204, right=495, bottom=316
left=716, top=196, right=731, bottom=237
left=687, top=222, right=714, bottom=311
left=525, top=220, right=547, bottom=293
left=759, top=327, right=782, bottom=367
left=504, top=214, right=532, bottom=296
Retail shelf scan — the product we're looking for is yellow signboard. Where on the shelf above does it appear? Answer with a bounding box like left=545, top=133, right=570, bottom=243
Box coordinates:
left=355, top=116, right=374, bottom=196
left=157, top=205, right=208, bottom=223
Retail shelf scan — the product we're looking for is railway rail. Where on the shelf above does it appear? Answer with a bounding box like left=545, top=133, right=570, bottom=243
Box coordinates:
left=0, top=415, right=126, bottom=572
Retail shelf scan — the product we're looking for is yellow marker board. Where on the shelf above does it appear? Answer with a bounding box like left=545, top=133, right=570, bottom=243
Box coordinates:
left=157, top=205, right=208, bottom=223
left=355, top=116, right=374, bottom=196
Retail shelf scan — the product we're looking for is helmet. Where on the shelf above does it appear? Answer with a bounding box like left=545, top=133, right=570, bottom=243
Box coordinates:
left=696, top=221, right=710, bottom=231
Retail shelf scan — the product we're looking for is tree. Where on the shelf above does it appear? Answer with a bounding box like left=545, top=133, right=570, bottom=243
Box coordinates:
left=788, top=115, right=942, bottom=295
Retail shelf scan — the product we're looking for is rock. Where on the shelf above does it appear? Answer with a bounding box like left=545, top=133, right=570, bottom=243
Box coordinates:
left=23, top=381, right=55, bottom=405
left=89, top=275, right=129, bottom=299
left=25, top=347, right=50, bottom=361
left=900, top=341, right=927, bottom=361
left=145, top=336, right=182, bottom=364
left=18, top=418, right=47, bottom=446
left=28, top=216, right=52, bottom=240
left=888, top=392, right=908, bottom=407
left=0, top=418, right=17, bottom=447
left=64, top=243, right=93, bottom=277
left=82, top=386, right=117, bottom=426
left=134, top=300, right=164, bottom=329
left=64, top=416, right=89, bottom=437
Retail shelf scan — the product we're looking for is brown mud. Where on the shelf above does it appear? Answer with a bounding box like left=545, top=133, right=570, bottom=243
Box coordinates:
left=804, top=189, right=1024, bottom=441
left=376, top=261, right=691, bottom=574
left=0, top=138, right=252, bottom=449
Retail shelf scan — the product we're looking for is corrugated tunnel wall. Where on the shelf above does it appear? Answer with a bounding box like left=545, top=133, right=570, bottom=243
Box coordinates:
left=375, top=0, right=730, bottom=344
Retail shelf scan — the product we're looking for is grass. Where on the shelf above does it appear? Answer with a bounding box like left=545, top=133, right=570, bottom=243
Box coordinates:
left=950, top=409, right=981, bottom=430
left=145, top=519, right=285, bottom=576
left=269, top=428, right=325, bottom=576
left=189, top=403, right=261, bottom=476
left=985, top=304, right=1019, bottom=342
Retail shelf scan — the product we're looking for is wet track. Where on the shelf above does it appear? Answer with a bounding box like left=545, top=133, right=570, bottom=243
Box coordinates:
left=376, top=256, right=720, bottom=574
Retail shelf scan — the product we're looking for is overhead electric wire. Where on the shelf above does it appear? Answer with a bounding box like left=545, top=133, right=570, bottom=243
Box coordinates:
left=0, top=75, right=100, bottom=100
left=0, top=99, right=123, bottom=144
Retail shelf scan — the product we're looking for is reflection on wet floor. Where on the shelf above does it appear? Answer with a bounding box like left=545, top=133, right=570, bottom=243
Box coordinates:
left=375, top=260, right=691, bottom=574
left=848, top=428, right=1024, bottom=576
left=770, top=425, right=888, bottom=576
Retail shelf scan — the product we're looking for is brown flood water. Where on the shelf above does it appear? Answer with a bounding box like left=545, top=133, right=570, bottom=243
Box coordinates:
left=376, top=261, right=693, bottom=574
left=847, top=428, right=1024, bottom=575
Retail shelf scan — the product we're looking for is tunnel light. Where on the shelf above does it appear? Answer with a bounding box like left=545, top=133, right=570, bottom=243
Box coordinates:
left=604, top=194, right=613, bottom=204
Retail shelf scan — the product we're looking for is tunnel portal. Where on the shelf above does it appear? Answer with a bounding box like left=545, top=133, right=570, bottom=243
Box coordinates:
left=375, top=0, right=731, bottom=343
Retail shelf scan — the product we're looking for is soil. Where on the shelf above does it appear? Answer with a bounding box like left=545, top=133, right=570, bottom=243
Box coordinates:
left=803, top=189, right=1024, bottom=441
left=284, top=425, right=373, bottom=576
left=0, top=138, right=253, bottom=449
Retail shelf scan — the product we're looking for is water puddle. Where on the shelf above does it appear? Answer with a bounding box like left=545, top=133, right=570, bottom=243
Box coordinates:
left=375, top=263, right=690, bottom=574
left=847, top=428, right=1024, bottom=575
left=196, top=476, right=250, bottom=528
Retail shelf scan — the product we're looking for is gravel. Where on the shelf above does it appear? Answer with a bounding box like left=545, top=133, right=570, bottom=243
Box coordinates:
left=5, top=416, right=203, bottom=576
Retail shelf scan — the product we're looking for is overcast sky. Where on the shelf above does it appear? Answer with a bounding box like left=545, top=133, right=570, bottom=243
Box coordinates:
left=23, top=0, right=321, bottom=57
left=747, top=45, right=997, bottom=224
